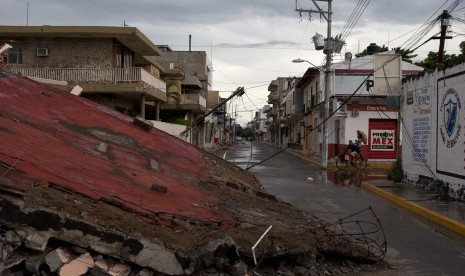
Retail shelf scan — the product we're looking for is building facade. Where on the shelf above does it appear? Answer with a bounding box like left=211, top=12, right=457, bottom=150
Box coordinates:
left=268, top=51, right=424, bottom=162
left=154, top=45, right=213, bottom=146
left=0, top=25, right=167, bottom=119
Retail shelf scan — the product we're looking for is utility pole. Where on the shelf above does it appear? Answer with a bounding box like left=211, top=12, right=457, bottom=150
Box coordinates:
left=179, top=87, right=244, bottom=139
left=295, top=0, right=332, bottom=168
left=436, top=10, right=452, bottom=67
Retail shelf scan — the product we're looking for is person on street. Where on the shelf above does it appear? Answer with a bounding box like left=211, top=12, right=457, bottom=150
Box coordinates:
left=347, top=140, right=360, bottom=155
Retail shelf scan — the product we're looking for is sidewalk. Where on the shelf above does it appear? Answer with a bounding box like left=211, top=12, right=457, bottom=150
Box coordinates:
left=285, top=147, right=465, bottom=238
left=361, top=180, right=465, bottom=237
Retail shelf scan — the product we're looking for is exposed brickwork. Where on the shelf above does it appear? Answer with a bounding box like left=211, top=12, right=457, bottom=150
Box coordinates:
left=3, top=37, right=114, bottom=69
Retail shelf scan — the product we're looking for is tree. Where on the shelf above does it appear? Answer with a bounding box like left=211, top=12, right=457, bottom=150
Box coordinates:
left=414, top=51, right=458, bottom=70
left=238, top=127, right=253, bottom=138
left=355, top=45, right=389, bottom=58
left=355, top=45, right=417, bottom=63
left=459, top=41, right=465, bottom=55
left=391, top=47, right=417, bottom=63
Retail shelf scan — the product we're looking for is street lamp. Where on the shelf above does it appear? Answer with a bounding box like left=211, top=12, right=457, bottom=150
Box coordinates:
left=292, top=58, right=324, bottom=73
left=293, top=0, right=333, bottom=169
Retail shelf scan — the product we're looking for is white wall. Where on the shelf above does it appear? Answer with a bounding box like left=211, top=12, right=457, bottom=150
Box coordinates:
left=402, top=63, right=465, bottom=200
left=150, top=121, right=190, bottom=142
left=334, top=111, right=398, bottom=145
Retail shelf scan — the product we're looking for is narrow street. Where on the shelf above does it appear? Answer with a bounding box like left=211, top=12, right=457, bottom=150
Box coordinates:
left=216, top=141, right=465, bottom=276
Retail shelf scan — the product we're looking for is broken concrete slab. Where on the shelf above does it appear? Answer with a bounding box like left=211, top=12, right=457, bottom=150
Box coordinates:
left=59, top=252, right=94, bottom=276
left=107, top=263, right=131, bottom=276
left=24, top=231, right=50, bottom=251
left=45, top=247, right=72, bottom=272
left=126, top=239, right=183, bottom=275
left=93, top=258, right=108, bottom=272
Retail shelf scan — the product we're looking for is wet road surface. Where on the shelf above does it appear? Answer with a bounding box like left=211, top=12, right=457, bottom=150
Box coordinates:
left=215, top=141, right=465, bottom=276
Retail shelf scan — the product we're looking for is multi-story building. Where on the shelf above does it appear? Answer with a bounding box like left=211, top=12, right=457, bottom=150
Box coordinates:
left=0, top=25, right=167, bottom=119
left=154, top=45, right=212, bottom=146
left=204, top=90, right=226, bottom=147
left=284, top=77, right=302, bottom=149
left=295, top=67, right=323, bottom=156
left=329, top=51, right=423, bottom=161
left=267, top=77, right=294, bottom=146
left=288, top=49, right=424, bottom=162
left=252, top=106, right=271, bottom=142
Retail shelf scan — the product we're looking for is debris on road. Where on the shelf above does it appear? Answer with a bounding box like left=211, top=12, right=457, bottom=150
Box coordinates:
left=0, top=73, right=390, bottom=275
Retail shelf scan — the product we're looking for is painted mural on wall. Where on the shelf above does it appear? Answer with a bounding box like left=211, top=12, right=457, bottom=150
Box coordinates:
left=437, top=71, right=465, bottom=179
left=412, top=86, right=431, bottom=165
left=370, top=129, right=395, bottom=151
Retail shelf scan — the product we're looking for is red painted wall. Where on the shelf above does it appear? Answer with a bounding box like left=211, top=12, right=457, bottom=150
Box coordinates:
left=368, top=119, right=398, bottom=159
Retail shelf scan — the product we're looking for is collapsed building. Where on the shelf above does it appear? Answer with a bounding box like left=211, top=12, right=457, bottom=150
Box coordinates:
left=0, top=73, right=388, bottom=275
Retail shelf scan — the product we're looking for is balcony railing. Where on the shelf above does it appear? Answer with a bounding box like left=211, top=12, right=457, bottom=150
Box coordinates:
left=12, top=67, right=166, bottom=93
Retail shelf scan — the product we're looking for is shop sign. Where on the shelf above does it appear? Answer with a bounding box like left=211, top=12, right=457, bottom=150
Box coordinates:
left=370, top=130, right=395, bottom=151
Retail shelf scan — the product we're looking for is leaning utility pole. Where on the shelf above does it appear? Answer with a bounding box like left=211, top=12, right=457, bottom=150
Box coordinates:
left=295, top=0, right=332, bottom=168
left=179, top=87, right=245, bottom=139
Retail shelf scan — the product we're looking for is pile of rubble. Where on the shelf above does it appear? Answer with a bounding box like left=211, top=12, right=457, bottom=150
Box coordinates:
left=0, top=73, right=391, bottom=275
left=0, top=228, right=251, bottom=276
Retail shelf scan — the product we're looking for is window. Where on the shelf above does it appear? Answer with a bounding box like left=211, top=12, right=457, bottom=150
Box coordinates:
left=7, top=48, right=23, bottom=64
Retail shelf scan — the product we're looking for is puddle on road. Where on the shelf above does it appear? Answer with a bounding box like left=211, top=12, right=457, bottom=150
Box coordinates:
left=326, top=170, right=387, bottom=187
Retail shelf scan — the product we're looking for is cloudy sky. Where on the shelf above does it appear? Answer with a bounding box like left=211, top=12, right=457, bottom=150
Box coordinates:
left=3, top=0, right=465, bottom=124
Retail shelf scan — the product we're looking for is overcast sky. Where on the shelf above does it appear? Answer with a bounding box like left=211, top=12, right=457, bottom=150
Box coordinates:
left=2, top=0, right=465, bottom=124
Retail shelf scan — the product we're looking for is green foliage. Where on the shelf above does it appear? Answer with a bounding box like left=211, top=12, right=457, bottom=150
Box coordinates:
left=413, top=51, right=458, bottom=70
left=237, top=127, right=253, bottom=138
left=355, top=44, right=389, bottom=58
left=355, top=45, right=418, bottom=63
left=391, top=47, right=418, bottom=63
left=388, top=159, right=403, bottom=182
left=167, top=117, right=190, bottom=126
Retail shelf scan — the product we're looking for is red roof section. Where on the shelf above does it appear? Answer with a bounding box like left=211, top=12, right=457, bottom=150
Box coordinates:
left=0, top=73, right=232, bottom=225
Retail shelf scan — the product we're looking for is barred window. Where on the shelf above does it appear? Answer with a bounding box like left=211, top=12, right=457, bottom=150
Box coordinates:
left=7, top=48, right=22, bottom=64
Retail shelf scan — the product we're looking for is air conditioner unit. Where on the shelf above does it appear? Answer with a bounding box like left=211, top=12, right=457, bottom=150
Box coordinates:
left=36, top=48, right=49, bottom=57
left=352, top=109, right=360, bottom=117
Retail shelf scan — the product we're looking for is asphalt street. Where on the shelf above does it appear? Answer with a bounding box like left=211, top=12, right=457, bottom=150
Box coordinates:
left=215, top=141, right=465, bottom=276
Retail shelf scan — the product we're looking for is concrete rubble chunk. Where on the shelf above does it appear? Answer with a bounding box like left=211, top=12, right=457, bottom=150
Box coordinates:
left=2, top=253, right=25, bottom=270
left=5, top=230, right=22, bottom=246
left=97, top=142, right=108, bottom=153
left=25, top=254, right=44, bottom=274
left=127, top=239, right=184, bottom=275
left=89, top=268, right=108, bottom=276
left=45, top=248, right=73, bottom=272
left=230, top=261, right=249, bottom=276
left=59, top=252, right=94, bottom=276
left=24, top=231, right=49, bottom=251
left=137, top=268, right=154, bottom=276
left=149, top=159, right=160, bottom=172
left=94, top=258, right=109, bottom=272
left=108, top=263, right=131, bottom=276
left=1, top=244, right=14, bottom=262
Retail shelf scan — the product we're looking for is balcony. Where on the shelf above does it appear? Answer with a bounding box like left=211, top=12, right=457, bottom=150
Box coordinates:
left=11, top=67, right=167, bottom=101
left=163, top=93, right=207, bottom=113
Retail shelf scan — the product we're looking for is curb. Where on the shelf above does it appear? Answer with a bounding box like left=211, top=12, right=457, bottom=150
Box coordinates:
left=361, top=181, right=465, bottom=237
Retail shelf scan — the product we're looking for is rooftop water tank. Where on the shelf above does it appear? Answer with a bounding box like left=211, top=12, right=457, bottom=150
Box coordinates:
left=367, top=43, right=381, bottom=55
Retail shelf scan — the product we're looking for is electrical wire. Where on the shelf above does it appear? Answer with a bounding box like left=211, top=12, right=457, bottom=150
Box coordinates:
left=340, top=0, right=371, bottom=42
